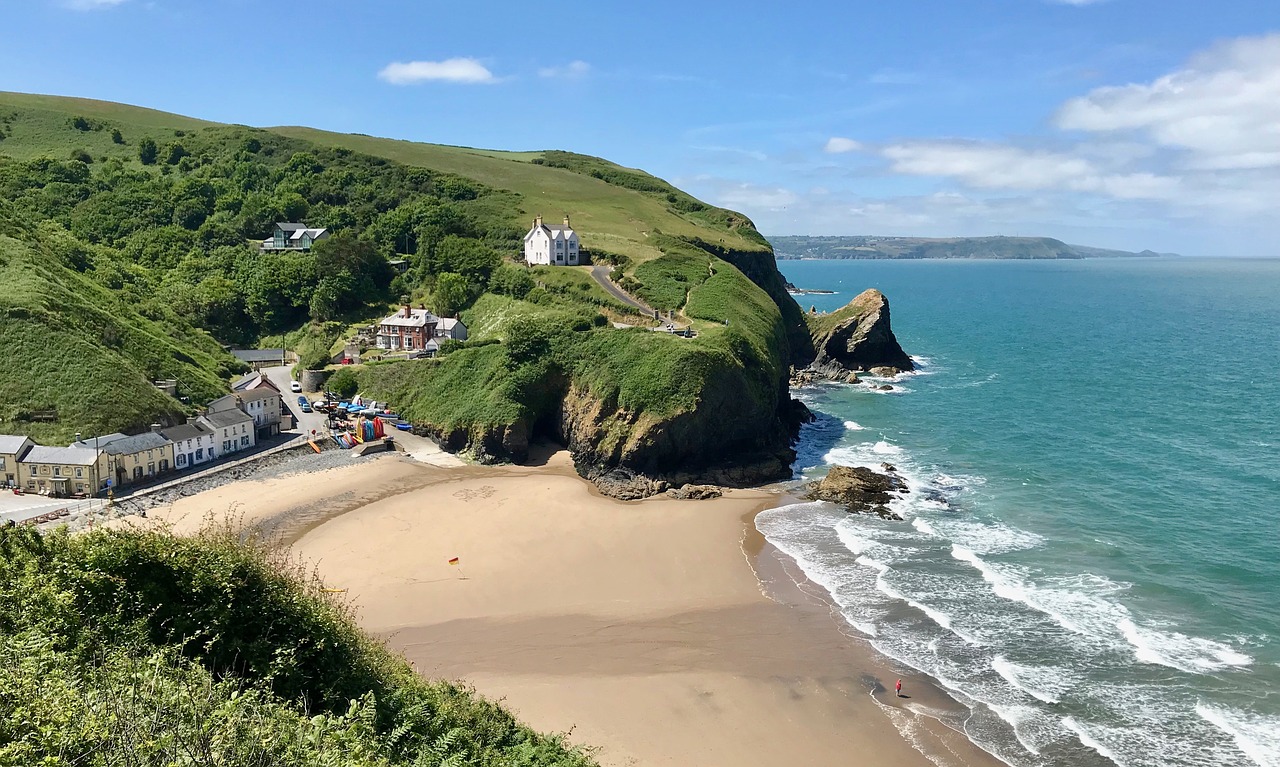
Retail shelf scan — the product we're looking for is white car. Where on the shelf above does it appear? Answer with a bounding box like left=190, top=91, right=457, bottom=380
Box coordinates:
left=290, top=381, right=302, bottom=393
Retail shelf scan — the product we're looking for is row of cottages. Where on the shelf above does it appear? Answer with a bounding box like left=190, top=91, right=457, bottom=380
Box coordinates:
left=375, top=305, right=468, bottom=355
left=0, top=388, right=284, bottom=497
left=524, top=215, right=580, bottom=266
left=260, top=222, right=330, bottom=253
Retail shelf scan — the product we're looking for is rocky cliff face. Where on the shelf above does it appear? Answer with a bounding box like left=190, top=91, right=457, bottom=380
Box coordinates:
left=801, top=289, right=913, bottom=380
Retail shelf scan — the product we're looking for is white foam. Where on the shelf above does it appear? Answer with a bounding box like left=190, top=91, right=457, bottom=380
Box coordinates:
left=851, top=621, right=879, bottom=637
left=843, top=420, right=867, bottom=431
left=990, top=655, right=1071, bottom=704
left=1118, top=618, right=1253, bottom=673
left=1196, top=703, right=1280, bottom=767
left=930, top=517, right=1044, bottom=555
left=1063, top=717, right=1125, bottom=766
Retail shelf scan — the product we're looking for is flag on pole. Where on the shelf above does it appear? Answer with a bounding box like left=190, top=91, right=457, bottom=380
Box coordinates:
left=448, top=557, right=460, bottom=565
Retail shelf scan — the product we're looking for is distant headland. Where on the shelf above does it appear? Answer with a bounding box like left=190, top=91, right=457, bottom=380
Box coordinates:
left=770, top=235, right=1178, bottom=260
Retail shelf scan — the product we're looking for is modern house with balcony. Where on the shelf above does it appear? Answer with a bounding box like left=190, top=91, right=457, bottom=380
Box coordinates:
left=260, top=223, right=329, bottom=253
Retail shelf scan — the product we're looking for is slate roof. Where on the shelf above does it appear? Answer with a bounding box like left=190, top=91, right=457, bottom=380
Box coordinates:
left=200, top=409, right=253, bottom=429
left=380, top=308, right=438, bottom=329
left=237, top=388, right=281, bottom=403
left=0, top=435, right=33, bottom=454
left=70, top=433, right=129, bottom=449
left=231, top=349, right=288, bottom=364
left=159, top=423, right=213, bottom=442
left=101, top=432, right=171, bottom=456
left=22, top=445, right=101, bottom=466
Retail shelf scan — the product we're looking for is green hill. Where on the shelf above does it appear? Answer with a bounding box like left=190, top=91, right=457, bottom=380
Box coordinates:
left=0, top=90, right=809, bottom=485
left=770, top=234, right=1171, bottom=260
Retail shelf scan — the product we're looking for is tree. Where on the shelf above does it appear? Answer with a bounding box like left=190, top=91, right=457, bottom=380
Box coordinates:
left=138, top=137, right=158, bottom=165
left=71, top=116, right=91, bottom=131
left=110, top=128, right=125, bottom=145
left=489, top=263, right=534, bottom=298
left=69, top=149, right=92, bottom=164
left=327, top=367, right=360, bottom=399
left=432, top=272, right=470, bottom=318
left=503, top=316, right=551, bottom=365
left=165, top=142, right=189, bottom=165
left=430, top=235, right=499, bottom=284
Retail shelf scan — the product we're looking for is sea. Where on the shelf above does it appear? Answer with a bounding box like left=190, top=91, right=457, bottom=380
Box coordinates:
left=763, top=258, right=1280, bottom=767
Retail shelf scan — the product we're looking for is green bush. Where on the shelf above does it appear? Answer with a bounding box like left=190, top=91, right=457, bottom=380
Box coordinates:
left=328, top=366, right=360, bottom=398
left=0, top=524, right=596, bottom=767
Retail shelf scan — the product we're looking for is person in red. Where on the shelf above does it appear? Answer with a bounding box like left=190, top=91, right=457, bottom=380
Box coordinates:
left=895, top=679, right=903, bottom=697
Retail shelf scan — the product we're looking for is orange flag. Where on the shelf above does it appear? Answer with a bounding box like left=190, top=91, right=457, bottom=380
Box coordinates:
left=448, top=557, right=460, bottom=565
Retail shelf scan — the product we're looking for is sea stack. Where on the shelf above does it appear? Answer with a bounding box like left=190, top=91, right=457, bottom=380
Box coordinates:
left=801, top=289, right=914, bottom=381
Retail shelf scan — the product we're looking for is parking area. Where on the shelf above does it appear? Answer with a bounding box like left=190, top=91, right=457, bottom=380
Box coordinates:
left=0, top=491, right=100, bottom=523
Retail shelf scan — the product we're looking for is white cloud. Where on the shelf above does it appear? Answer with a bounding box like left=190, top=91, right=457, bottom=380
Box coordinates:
left=377, top=58, right=496, bottom=85
left=1055, top=34, right=1280, bottom=170
left=538, top=60, right=591, bottom=79
left=824, top=137, right=863, bottom=154
left=64, top=0, right=127, bottom=9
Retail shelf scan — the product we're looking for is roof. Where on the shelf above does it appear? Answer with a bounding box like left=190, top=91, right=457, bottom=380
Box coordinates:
left=159, top=423, right=213, bottom=442
left=22, top=445, right=101, bottom=467
left=101, top=432, right=171, bottom=456
left=525, top=224, right=576, bottom=240
left=289, top=228, right=326, bottom=241
left=380, top=308, right=438, bottom=328
left=437, top=318, right=466, bottom=331
left=0, top=435, right=33, bottom=454
left=231, top=349, right=288, bottom=364
left=200, top=409, right=253, bottom=429
left=275, top=222, right=307, bottom=232
left=237, top=388, right=281, bottom=403
left=71, top=433, right=128, bottom=449
left=232, top=372, right=282, bottom=391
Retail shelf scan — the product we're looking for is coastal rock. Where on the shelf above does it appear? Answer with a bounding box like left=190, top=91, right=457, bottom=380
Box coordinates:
left=877, top=384, right=894, bottom=391
left=869, top=366, right=902, bottom=377
left=593, top=469, right=670, bottom=501
left=845, top=372, right=862, bottom=384
left=805, top=465, right=907, bottom=519
left=666, top=484, right=723, bottom=500
left=800, top=289, right=914, bottom=382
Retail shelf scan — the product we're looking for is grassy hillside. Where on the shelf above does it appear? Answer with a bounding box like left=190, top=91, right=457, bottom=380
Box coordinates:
left=0, top=90, right=806, bottom=483
left=0, top=214, right=239, bottom=443
left=0, top=523, right=593, bottom=766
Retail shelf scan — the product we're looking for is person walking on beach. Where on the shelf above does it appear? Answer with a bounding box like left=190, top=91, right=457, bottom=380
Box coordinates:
left=895, top=679, right=903, bottom=697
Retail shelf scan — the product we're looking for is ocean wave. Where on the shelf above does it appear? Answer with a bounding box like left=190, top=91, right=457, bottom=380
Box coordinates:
left=924, top=517, right=1044, bottom=555
left=843, top=420, right=867, bottom=431
left=1195, top=704, right=1280, bottom=767
left=1062, top=717, right=1124, bottom=766
left=991, top=654, right=1072, bottom=704
left=1118, top=618, right=1253, bottom=673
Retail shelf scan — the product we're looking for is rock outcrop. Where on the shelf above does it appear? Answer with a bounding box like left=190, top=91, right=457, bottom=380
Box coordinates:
left=805, top=464, right=907, bottom=519
left=666, top=484, right=723, bottom=500
left=799, top=289, right=913, bottom=382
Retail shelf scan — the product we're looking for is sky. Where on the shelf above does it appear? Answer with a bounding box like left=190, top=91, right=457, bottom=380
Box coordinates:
left=2, top=0, right=1279, bottom=255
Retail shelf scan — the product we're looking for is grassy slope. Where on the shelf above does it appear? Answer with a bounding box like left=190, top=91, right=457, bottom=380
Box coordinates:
left=0, top=91, right=214, bottom=162
left=270, top=126, right=766, bottom=265
left=0, top=232, right=237, bottom=443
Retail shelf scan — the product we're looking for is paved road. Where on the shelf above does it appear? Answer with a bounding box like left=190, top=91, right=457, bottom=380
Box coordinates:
left=588, top=266, right=657, bottom=316
left=261, top=365, right=330, bottom=436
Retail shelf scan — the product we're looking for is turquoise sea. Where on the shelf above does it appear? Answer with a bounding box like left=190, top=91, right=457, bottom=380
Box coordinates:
left=763, top=258, right=1280, bottom=767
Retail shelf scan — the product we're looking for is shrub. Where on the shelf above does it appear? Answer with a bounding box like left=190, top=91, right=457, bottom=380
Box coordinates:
left=328, top=366, right=359, bottom=398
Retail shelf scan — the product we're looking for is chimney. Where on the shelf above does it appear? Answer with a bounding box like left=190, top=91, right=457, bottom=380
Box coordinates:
left=403, top=304, right=411, bottom=318
left=150, top=423, right=163, bottom=434
left=187, top=416, right=198, bottom=426
left=75, top=432, right=82, bottom=443
left=535, top=215, right=543, bottom=228
left=563, top=214, right=571, bottom=228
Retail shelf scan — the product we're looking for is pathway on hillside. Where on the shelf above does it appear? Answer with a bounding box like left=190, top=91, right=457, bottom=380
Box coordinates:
left=587, top=266, right=692, bottom=331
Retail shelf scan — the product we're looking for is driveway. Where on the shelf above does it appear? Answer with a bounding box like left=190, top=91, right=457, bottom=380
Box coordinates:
left=588, top=266, right=656, bottom=316
left=261, top=365, right=329, bottom=437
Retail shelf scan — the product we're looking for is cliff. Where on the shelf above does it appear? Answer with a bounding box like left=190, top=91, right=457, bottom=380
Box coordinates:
left=800, top=289, right=913, bottom=380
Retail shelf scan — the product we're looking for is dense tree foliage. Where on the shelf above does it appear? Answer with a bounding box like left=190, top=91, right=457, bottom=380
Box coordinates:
left=0, top=125, right=520, bottom=345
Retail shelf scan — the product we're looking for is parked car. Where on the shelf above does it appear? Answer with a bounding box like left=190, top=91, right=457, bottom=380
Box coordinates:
left=290, top=381, right=302, bottom=393
left=300, top=403, right=313, bottom=413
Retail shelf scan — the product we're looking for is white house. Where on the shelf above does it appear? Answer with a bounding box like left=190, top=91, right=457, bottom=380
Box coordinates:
left=523, top=215, right=580, bottom=266
left=198, top=409, right=256, bottom=459
left=260, top=223, right=329, bottom=253
left=208, top=390, right=282, bottom=438
left=160, top=421, right=218, bottom=471
left=435, top=317, right=468, bottom=341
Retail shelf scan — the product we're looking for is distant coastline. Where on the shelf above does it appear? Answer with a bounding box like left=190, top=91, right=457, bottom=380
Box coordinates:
left=770, top=234, right=1177, bottom=260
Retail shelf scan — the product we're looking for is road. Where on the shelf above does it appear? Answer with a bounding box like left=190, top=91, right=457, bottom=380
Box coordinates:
left=261, top=365, right=330, bottom=437
left=588, top=265, right=657, bottom=316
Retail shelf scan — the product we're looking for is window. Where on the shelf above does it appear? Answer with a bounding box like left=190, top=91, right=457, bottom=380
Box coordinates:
left=196, top=448, right=204, bottom=460
left=75, top=467, right=83, bottom=478
left=223, top=440, right=232, bottom=452
left=147, top=463, right=154, bottom=475
left=53, top=467, right=61, bottom=476
left=241, top=436, right=249, bottom=447
left=178, top=454, right=187, bottom=467
left=0, top=457, right=6, bottom=470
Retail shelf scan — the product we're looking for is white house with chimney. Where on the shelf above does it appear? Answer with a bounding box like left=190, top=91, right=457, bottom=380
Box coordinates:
left=523, top=215, right=580, bottom=266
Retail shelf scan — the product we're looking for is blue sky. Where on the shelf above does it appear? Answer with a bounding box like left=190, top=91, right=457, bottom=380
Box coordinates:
left=3, top=0, right=1279, bottom=255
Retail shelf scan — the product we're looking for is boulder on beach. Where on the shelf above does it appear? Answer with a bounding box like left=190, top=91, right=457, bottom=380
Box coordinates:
left=666, top=483, right=723, bottom=500
left=805, top=465, right=907, bottom=519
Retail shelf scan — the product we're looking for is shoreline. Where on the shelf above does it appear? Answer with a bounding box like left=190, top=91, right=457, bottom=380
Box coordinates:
left=112, top=446, right=1006, bottom=767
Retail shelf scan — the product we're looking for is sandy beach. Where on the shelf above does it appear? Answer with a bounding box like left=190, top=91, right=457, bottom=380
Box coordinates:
left=123, top=445, right=1006, bottom=767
